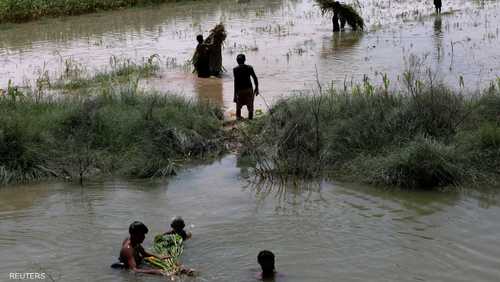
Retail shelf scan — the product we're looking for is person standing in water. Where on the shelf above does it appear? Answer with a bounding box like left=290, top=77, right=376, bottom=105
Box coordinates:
left=194, top=35, right=210, bottom=78
left=233, top=54, right=259, bottom=120
left=434, top=0, right=442, bottom=14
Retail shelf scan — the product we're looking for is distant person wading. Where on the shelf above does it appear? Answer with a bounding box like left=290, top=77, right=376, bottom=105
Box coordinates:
left=434, top=0, right=442, bottom=14
left=233, top=54, right=259, bottom=120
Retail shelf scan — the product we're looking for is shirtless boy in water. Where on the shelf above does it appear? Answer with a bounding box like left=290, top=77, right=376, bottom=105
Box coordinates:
left=119, top=221, right=167, bottom=275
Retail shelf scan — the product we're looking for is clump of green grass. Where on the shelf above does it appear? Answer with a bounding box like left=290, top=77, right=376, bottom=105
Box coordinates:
left=0, top=82, right=224, bottom=185
left=242, top=74, right=500, bottom=189
left=353, top=137, right=466, bottom=189
left=52, top=55, right=161, bottom=91
left=0, top=0, right=189, bottom=24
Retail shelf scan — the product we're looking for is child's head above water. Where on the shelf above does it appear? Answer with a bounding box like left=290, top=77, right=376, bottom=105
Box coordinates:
left=171, top=216, right=186, bottom=231
left=257, top=250, right=275, bottom=276
left=129, top=221, right=148, bottom=244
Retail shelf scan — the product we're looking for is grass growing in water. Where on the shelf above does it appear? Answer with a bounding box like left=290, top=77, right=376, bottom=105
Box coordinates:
left=241, top=75, right=500, bottom=190
left=0, top=0, right=198, bottom=24
left=0, top=82, right=224, bottom=185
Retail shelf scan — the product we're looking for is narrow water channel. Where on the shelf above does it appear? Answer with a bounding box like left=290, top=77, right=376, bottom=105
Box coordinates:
left=1, top=156, right=499, bottom=281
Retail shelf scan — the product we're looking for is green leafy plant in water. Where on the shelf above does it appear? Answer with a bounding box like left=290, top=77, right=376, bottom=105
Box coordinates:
left=147, top=234, right=184, bottom=274
left=381, top=73, right=390, bottom=95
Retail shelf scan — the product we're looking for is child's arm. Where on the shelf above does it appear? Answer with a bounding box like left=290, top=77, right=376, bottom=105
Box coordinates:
left=122, top=247, right=163, bottom=275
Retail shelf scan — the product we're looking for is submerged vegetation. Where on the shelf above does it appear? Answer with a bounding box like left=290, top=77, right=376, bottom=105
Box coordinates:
left=240, top=71, right=500, bottom=190
left=0, top=0, right=191, bottom=23
left=0, top=60, right=224, bottom=185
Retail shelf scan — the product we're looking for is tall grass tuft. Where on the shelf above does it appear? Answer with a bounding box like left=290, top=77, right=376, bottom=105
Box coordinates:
left=0, top=85, right=224, bottom=185
left=243, top=74, right=500, bottom=189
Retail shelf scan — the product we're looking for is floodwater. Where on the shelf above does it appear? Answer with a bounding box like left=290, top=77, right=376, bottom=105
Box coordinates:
left=1, top=0, right=500, bottom=113
left=1, top=156, right=500, bottom=281
left=2, top=2, right=500, bottom=281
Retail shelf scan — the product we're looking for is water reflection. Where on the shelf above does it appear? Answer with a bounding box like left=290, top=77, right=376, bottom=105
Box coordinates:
left=194, top=76, right=224, bottom=106
left=433, top=16, right=444, bottom=62
left=321, top=32, right=364, bottom=58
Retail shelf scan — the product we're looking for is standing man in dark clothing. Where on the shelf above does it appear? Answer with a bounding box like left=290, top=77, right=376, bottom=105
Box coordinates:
left=194, top=35, right=210, bottom=78
left=233, top=54, right=259, bottom=120
left=434, top=0, right=442, bottom=14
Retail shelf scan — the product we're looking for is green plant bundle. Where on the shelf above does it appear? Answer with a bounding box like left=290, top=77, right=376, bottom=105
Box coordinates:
left=315, top=0, right=365, bottom=30
left=147, top=234, right=184, bottom=274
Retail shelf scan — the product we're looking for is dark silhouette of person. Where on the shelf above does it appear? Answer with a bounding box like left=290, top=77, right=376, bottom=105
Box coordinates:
left=163, top=216, right=192, bottom=241
left=332, top=1, right=343, bottom=32
left=434, top=0, right=442, bottom=14
left=257, top=250, right=276, bottom=280
left=233, top=54, right=259, bottom=120
left=332, top=11, right=340, bottom=32
left=194, top=35, right=210, bottom=78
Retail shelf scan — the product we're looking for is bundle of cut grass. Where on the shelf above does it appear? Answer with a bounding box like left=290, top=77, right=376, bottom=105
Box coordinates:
left=147, top=234, right=184, bottom=275
left=206, top=23, right=227, bottom=75
left=192, top=23, right=227, bottom=76
left=316, top=0, right=364, bottom=31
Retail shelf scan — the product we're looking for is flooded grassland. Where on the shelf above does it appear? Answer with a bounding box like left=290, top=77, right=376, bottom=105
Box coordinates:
left=1, top=1, right=500, bottom=281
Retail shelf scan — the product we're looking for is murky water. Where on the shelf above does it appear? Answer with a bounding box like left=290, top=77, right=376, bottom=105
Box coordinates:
left=1, top=156, right=500, bottom=281
left=1, top=0, right=500, bottom=114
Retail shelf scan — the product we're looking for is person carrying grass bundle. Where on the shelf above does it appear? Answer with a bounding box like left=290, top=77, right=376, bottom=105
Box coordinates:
left=316, top=0, right=364, bottom=32
left=233, top=54, right=259, bottom=120
left=113, top=221, right=169, bottom=275
left=192, top=24, right=227, bottom=77
left=193, top=35, right=210, bottom=78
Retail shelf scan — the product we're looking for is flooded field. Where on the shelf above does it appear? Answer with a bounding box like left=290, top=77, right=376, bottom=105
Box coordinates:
left=2, top=1, right=500, bottom=281
left=1, top=156, right=500, bottom=281
left=1, top=0, right=500, bottom=112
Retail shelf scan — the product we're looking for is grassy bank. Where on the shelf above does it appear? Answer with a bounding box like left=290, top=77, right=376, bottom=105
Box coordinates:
left=0, top=0, right=190, bottom=24
left=0, top=77, right=224, bottom=185
left=241, top=75, right=500, bottom=190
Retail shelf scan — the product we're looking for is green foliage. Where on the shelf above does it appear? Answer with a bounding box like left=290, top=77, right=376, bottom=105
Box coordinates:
left=244, top=78, right=500, bottom=189
left=0, top=0, right=181, bottom=23
left=0, top=86, right=224, bottom=185
left=361, top=137, right=465, bottom=189
left=148, top=234, right=184, bottom=274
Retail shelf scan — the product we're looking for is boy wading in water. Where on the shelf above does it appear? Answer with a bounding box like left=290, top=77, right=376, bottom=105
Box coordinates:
left=257, top=250, right=277, bottom=280
left=434, top=0, right=442, bottom=14
left=118, top=221, right=168, bottom=275
left=233, top=54, right=259, bottom=120
left=163, top=216, right=192, bottom=241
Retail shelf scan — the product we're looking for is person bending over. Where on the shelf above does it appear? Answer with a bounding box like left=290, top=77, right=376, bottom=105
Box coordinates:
left=119, top=221, right=168, bottom=275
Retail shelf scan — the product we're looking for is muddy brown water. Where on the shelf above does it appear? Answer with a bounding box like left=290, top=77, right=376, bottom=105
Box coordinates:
left=1, top=1, right=500, bottom=281
left=1, top=156, right=500, bottom=281
left=1, top=0, right=500, bottom=114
